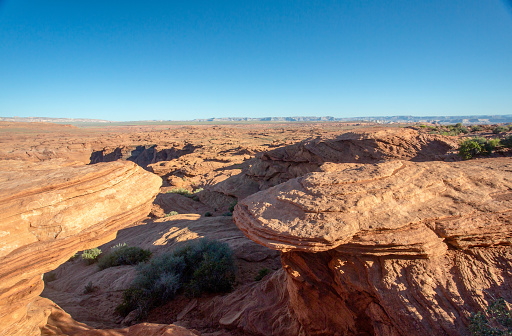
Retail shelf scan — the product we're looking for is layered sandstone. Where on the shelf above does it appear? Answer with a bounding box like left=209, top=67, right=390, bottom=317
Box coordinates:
left=215, top=128, right=456, bottom=199
left=234, top=158, right=512, bottom=335
left=0, top=160, right=162, bottom=336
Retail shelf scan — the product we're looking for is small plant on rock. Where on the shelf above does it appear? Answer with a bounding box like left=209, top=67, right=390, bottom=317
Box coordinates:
left=97, top=245, right=152, bottom=270
left=81, top=247, right=102, bottom=265
left=469, top=298, right=512, bottom=335
left=255, top=268, right=270, bottom=281
left=165, top=211, right=179, bottom=217
left=83, top=281, right=97, bottom=294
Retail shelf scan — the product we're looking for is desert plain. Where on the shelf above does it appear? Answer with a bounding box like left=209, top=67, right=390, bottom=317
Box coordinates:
left=2, top=120, right=512, bottom=336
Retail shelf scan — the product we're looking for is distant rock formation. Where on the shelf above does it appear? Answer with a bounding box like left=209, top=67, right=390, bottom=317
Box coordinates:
left=0, top=160, right=162, bottom=336
left=214, top=128, right=457, bottom=199
left=234, top=158, right=512, bottom=335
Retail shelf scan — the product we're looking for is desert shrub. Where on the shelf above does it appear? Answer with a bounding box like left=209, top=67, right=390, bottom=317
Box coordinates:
left=471, top=125, right=484, bottom=132
left=167, top=187, right=193, bottom=197
left=167, top=187, right=203, bottom=200
left=484, top=138, right=501, bottom=154
left=81, top=248, right=102, bottom=265
left=502, top=135, right=512, bottom=148
left=83, top=281, right=97, bottom=294
left=493, top=126, right=508, bottom=134
left=459, top=137, right=501, bottom=160
left=117, top=239, right=236, bottom=319
left=111, top=242, right=127, bottom=250
left=228, top=201, right=238, bottom=213
left=204, top=211, right=212, bottom=217
left=97, top=246, right=152, bottom=270
left=43, top=272, right=57, bottom=283
left=255, top=268, right=270, bottom=281
left=222, top=211, right=233, bottom=216
left=469, top=298, right=512, bottom=335
left=165, top=211, right=179, bottom=217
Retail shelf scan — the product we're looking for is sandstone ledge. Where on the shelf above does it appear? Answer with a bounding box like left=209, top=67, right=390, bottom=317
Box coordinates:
left=235, top=158, right=512, bottom=254
left=0, top=160, right=162, bottom=336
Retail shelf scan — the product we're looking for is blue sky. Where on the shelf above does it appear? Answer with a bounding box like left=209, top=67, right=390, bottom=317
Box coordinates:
left=1, top=0, right=511, bottom=121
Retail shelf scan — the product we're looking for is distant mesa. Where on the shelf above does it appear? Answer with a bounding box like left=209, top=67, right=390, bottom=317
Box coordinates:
left=3, top=114, right=512, bottom=124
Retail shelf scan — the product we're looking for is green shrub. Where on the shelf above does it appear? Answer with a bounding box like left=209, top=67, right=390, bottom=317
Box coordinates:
left=204, top=211, right=212, bottom=217
left=97, top=246, right=152, bottom=270
left=484, top=138, right=501, bottom=154
left=43, top=272, right=57, bottom=283
left=222, top=212, right=233, bottom=217
left=83, top=281, right=97, bottom=294
left=459, top=137, right=501, bottom=160
left=469, top=298, right=512, bottom=335
left=493, top=126, right=508, bottom=134
left=165, top=211, right=179, bottom=217
left=228, top=201, right=238, bottom=213
left=167, top=187, right=203, bottom=199
left=111, top=242, right=127, bottom=250
left=502, top=135, right=512, bottom=148
left=167, top=187, right=193, bottom=197
left=255, top=268, right=270, bottom=281
left=81, top=248, right=102, bottom=265
left=471, top=125, right=484, bottom=132
left=117, top=239, right=235, bottom=319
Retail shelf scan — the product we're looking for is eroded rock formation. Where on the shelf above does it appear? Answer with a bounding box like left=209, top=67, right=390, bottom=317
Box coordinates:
left=215, top=128, right=456, bottom=199
left=234, top=158, right=512, bottom=335
left=0, top=160, right=162, bottom=336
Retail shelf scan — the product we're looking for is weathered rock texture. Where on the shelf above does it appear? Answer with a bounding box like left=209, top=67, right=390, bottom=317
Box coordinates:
left=0, top=160, right=162, bottom=336
left=234, top=158, right=512, bottom=335
left=215, top=128, right=456, bottom=199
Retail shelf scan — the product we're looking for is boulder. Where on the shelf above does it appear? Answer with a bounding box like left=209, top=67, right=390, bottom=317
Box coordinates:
left=234, top=158, right=512, bottom=335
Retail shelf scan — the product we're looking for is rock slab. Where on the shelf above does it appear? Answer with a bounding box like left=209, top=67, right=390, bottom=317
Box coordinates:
left=234, top=158, right=512, bottom=335
left=0, top=160, right=162, bottom=336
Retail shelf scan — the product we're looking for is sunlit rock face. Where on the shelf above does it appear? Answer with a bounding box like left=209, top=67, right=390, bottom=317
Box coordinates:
left=235, top=158, right=512, bottom=335
left=0, top=160, right=162, bottom=336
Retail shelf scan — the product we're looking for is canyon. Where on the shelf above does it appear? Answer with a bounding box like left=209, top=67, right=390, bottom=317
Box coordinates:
left=1, top=120, right=510, bottom=336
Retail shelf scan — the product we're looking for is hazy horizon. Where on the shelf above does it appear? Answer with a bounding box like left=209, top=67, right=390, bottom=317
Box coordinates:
left=1, top=1, right=512, bottom=121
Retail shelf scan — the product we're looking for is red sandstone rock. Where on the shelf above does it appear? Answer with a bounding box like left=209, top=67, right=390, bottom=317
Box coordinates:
left=215, top=128, right=456, bottom=199
left=234, top=158, right=512, bottom=335
left=0, top=160, right=162, bottom=336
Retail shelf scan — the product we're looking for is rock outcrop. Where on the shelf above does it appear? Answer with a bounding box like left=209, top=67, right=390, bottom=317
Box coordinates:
left=214, top=128, right=456, bottom=199
left=234, top=158, right=512, bottom=335
left=0, top=160, right=162, bottom=336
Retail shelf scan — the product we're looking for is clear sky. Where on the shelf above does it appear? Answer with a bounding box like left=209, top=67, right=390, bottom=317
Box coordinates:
left=1, top=0, right=512, bottom=121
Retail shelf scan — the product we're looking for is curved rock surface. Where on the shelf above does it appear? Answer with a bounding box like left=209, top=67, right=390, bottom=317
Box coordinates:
left=234, top=158, right=512, bottom=335
left=0, top=160, right=162, bottom=336
left=215, top=128, right=456, bottom=199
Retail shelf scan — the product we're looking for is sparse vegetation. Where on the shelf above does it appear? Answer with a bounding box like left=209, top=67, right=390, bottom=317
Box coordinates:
left=204, top=211, right=212, bottom=217
left=228, top=201, right=238, bottom=213
left=81, top=247, right=102, bottom=265
left=111, top=242, right=127, bottom=250
left=165, top=211, right=179, bottom=217
left=97, top=245, right=152, bottom=270
left=83, top=281, right=97, bottom=294
left=167, top=187, right=203, bottom=201
left=116, top=239, right=236, bottom=319
left=222, top=211, right=233, bottom=216
left=167, top=187, right=193, bottom=197
left=469, top=298, right=512, bottom=336
left=43, top=272, right=57, bottom=283
left=255, top=268, right=270, bottom=281
left=418, top=123, right=472, bottom=136
left=493, top=126, right=509, bottom=134
left=458, top=137, right=503, bottom=160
